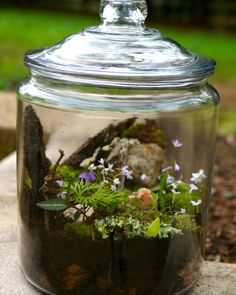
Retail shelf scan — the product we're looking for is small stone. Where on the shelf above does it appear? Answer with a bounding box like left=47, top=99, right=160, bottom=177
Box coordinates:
left=63, top=264, right=91, bottom=290
left=128, top=188, right=154, bottom=209
left=96, top=276, right=112, bottom=290
left=137, top=188, right=153, bottom=209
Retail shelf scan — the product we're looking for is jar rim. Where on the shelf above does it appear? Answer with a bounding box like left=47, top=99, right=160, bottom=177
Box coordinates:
left=24, top=0, right=216, bottom=88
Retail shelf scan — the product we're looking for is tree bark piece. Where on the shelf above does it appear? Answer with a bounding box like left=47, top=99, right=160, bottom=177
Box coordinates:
left=62, top=117, right=136, bottom=168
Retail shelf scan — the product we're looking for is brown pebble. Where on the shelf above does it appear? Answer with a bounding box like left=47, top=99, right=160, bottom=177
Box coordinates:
left=63, top=264, right=91, bottom=290
left=96, top=276, right=112, bottom=290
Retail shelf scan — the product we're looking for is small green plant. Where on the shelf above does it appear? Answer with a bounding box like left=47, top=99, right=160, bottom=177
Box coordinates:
left=37, top=136, right=206, bottom=241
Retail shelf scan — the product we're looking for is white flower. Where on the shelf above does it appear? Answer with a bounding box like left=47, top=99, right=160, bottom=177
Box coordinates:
left=113, top=178, right=121, bottom=185
left=98, top=158, right=105, bottom=168
left=121, top=165, right=133, bottom=179
left=171, top=188, right=180, bottom=195
left=174, top=162, right=181, bottom=172
left=100, top=180, right=109, bottom=185
left=161, top=166, right=173, bottom=172
left=99, top=158, right=105, bottom=164
left=55, top=180, right=64, bottom=187
left=171, top=182, right=180, bottom=195
left=175, top=208, right=186, bottom=215
left=190, top=169, right=207, bottom=183
left=111, top=185, right=117, bottom=191
left=89, top=163, right=97, bottom=171
left=166, top=175, right=175, bottom=184
left=191, top=199, right=202, bottom=206
left=104, top=163, right=114, bottom=175
left=140, top=174, right=149, bottom=182
left=172, top=139, right=183, bottom=148
left=107, top=163, right=114, bottom=173
left=189, top=183, right=198, bottom=194
left=57, top=192, right=66, bottom=200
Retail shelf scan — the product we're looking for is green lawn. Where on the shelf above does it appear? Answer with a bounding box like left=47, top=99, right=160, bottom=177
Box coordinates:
left=0, top=8, right=99, bottom=89
left=0, top=8, right=236, bottom=90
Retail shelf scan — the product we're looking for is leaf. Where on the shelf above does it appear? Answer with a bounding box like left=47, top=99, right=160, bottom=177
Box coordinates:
left=145, top=217, right=160, bottom=238
left=159, top=171, right=168, bottom=197
left=74, top=210, right=81, bottom=220
left=36, top=199, right=68, bottom=211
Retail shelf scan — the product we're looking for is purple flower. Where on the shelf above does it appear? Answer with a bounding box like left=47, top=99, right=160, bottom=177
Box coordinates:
left=79, top=171, right=96, bottom=182
left=88, top=171, right=96, bottom=181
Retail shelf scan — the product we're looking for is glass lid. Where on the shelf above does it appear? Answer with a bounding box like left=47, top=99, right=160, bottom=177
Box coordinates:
left=25, top=0, right=216, bottom=88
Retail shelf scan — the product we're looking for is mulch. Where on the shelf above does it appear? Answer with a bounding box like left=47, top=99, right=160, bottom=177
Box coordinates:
left=206, top=135, right=236, bottom=263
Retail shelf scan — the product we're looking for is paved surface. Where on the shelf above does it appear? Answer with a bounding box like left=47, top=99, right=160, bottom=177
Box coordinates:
left=0, top=92, right=16, bottom=159
left=0, top=153, right=236, bottom=294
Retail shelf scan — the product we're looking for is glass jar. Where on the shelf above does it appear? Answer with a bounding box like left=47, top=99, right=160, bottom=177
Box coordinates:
left=17, top=1, right=219, bottom=294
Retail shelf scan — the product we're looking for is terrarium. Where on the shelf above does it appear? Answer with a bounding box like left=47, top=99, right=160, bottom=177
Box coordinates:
left=17, top=0, right=219, bottom=294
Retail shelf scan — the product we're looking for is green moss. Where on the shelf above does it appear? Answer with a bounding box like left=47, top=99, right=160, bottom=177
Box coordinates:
left=174, top=214, right=199, bottom=231
left=121, top=123, right=166, bottom=147
left=64, top=222, right=94, bottom=239
left=54, top=165, right=81, bottom=181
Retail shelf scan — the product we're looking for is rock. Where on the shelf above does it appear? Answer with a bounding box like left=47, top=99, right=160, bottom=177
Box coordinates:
left=129, top=188, right=154, bottom=209
left=107, top=138, right=166, bottom=187
left=63, top=264, right=91, bottom=290
left=127, top=143, right=166, bottom=186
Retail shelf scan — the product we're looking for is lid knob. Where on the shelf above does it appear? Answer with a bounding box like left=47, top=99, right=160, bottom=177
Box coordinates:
left=99, top=0, right=148, bottom=27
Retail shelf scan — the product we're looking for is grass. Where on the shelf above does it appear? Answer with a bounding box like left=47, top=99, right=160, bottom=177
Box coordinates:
left=0, top=8, right=99, bottom=90
left=219, top=110, right=236, bottom=135
left=0, top=7, right=236, bottom=90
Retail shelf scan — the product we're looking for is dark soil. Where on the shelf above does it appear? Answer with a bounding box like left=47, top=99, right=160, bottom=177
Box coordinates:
left=206, top=135, right=236, bottom=263
left=21, top=229, right=200, bottom=295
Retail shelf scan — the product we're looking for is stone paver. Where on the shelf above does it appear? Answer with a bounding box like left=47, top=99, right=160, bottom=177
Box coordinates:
left=0, top=91, right=16, bottom=130
left=0, top=92, right=16, bottom=159
left=0, top=153, right=236, bottom=294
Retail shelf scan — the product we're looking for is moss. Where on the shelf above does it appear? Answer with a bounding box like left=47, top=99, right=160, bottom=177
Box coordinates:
left=121, top=123, right=166, bottom=147
left=55, top=165, right=81, bottom=181
left=174, top=214, right=199, bottom=231
left=64, top=222, right=94, bottom=239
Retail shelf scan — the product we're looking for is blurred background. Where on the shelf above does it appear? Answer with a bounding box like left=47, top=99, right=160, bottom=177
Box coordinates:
left=0, top=0, right=235, bottom=263
left=0, top=0, right=236, bottom=90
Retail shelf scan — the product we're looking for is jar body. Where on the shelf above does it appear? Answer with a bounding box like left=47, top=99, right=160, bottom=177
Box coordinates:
left=17, top=80, right=219, bottom=295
